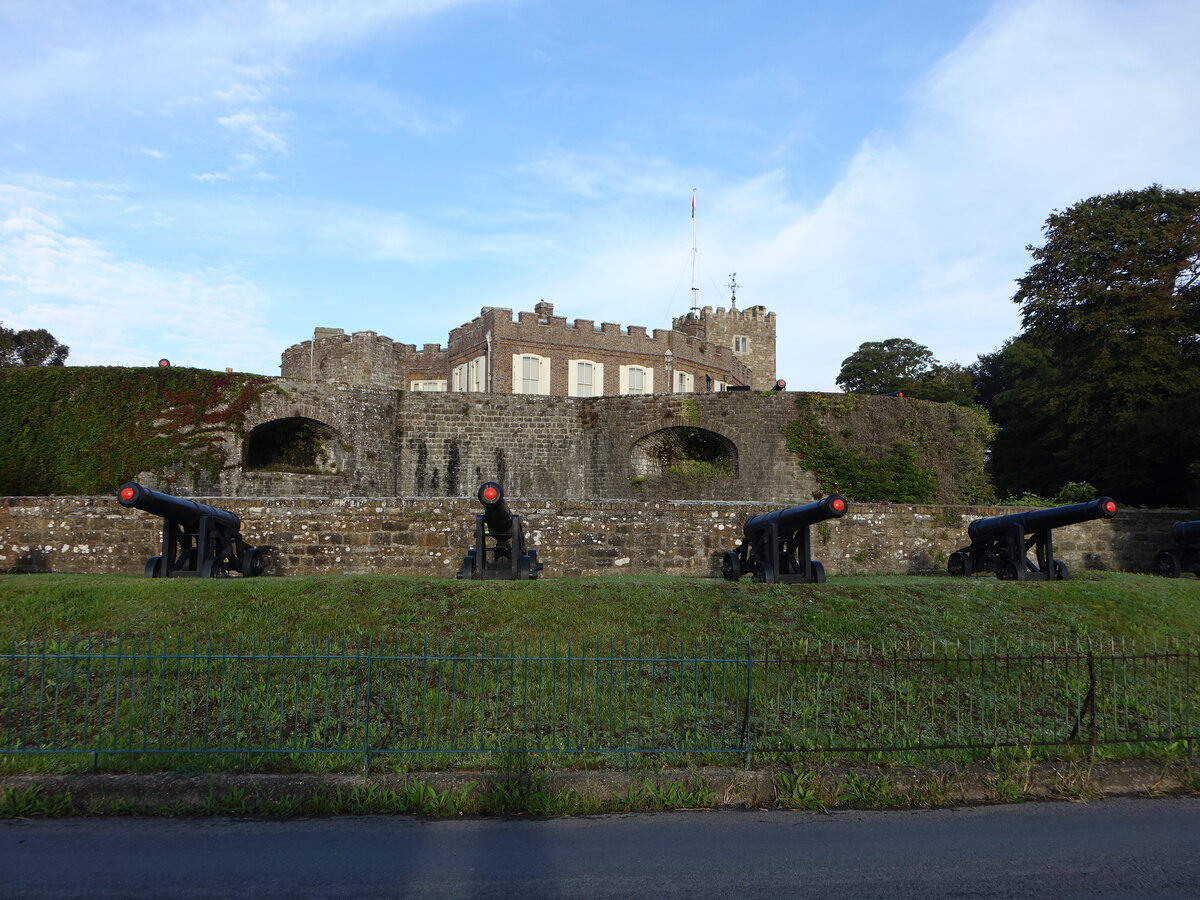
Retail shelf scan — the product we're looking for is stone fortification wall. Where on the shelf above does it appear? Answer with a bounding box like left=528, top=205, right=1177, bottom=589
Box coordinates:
left=279, top=328, right=446, bottom=390
left=1, top=496, right=1185, bottom=579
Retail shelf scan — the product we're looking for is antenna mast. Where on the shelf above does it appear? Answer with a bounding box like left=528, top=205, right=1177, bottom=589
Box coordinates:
left=689, top=188, right=701, bottom=316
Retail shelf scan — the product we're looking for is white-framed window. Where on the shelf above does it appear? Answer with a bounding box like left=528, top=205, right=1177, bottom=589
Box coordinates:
left=568, top=359, right=605, bottom=397
left=713, top=380, right=728, bottom=392
left=450, top=363, right=468, bottom=392
left=619, top=365, right=653, bottom=395
left=511, top=353, right=550, bottom=395
left=469, top=355, right=486, bottom=392
left=733, top=335, right=749, bottom=353
left=410, top=380, right=447, bottom=392
left=676, top=371, right=694, bottom=393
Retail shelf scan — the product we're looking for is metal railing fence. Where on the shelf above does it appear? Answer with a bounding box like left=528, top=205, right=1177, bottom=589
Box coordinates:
left=1, top=635, right=1196, bottom=769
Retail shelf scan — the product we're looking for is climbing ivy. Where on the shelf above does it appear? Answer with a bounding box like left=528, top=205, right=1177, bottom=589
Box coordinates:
left=0, top=367, right=276, bottom=495
left=782, top=393, right=995, bottom=504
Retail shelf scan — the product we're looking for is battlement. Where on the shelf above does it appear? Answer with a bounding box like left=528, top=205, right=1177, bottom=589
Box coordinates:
left=284, top=297, right=773, bottom=394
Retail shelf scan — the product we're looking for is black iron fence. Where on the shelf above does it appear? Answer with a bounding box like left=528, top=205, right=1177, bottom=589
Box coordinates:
left=1, top=635, right=1196, bottom=769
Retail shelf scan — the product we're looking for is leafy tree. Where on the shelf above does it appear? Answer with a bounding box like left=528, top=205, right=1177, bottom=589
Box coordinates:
left=0, top=323, right=69, bottom=367
left=836, top=338, right=936, bottom=394
left=904, top=363, right=977, bottom=406
left=838, top=339, right=977, bottom=404
left=992, top=185, right=1200, bottom=506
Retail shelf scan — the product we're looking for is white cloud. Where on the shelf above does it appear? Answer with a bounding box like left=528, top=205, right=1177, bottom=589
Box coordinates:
left=192, top=172, right=232, bottom=182
left=507, top=0, right=1200, bottom=391
left=217, top=110, right=288, bottom=154
left=0, top=185, right=282, bottom=373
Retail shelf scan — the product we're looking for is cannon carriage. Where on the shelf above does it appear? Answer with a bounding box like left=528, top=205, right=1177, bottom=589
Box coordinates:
left=1152, top=520, right=1200, bottom=578
left=948, top=498, right=1117, bottom=581
left=722, top=495, right=847, bottom=584
left=456, top=482, right=543, bottom=580
left=117, top=482, right=264, bottom=578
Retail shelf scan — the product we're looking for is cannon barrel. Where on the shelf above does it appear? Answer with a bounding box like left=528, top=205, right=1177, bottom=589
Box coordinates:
left=744, top=495, right=847, bottom=537
left=477, top=481, right=514, bottom=542
left=1171, top=520, right=1200, bottom=544
left=117, top=482, right=241, bottom=531
left=967, top=498, right=1117, bottom=542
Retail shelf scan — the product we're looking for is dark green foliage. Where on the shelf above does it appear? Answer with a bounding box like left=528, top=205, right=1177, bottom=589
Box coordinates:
left=782, top=394, right=994, bottom=503
left=0, top=367, right=275, bottom=495
left=838, top=339, right=978, bottom=405
left=989, top=185, right=1200, bottom=506
left=0, top=323, right=69, bottom=366
left=836, top=338, right=935, bottom=394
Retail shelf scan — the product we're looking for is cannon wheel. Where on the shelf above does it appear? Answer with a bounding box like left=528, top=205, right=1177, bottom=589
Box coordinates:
left=199, top=558, right=229, bottom=579
left=1153, top=551, right=1182, bottom=578
left=809, top=560, right=826, bottom=584
left=241, top=547, right=265, bottom=578
left=1053, top=560, right=1069, bottom=581
left=721, top=551, right=742, bottom=581
left=947, top=551, right=971, bottom=577
left=144, top=555, right=164, bottom=578
left=996, top=559, right=1022, bottom=581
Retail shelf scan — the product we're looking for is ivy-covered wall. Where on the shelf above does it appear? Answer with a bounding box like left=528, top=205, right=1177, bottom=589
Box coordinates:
left=0, top=367, right=274, bottom=496
left=0, top=369, right=996, bottom=504
left=782, top=393, right=996, bottom=504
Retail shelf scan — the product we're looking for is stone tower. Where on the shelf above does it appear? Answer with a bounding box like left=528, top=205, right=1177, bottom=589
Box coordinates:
left=672, top=304, right=777, bottom=390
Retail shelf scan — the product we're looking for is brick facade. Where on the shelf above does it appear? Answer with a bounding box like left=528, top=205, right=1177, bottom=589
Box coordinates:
left=280, top=301, right=770, bottom=396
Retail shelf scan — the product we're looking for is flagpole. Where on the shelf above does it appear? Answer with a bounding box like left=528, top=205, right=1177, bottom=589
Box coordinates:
left=690, top=188, right=700, bottom=316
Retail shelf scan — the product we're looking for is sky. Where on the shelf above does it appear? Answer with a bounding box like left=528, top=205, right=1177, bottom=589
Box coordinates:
left=2, top=0, right=1198, bottom=391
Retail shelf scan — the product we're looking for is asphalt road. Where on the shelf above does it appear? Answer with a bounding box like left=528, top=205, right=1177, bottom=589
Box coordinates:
left=4, top=796, right=1199, bottom=898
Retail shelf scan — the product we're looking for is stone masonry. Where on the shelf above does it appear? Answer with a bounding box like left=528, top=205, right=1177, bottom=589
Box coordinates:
left=0, top=496, right=1185, bottom=579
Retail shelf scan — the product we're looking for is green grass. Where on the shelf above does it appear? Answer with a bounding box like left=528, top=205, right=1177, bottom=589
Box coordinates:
left=1, top=571, right=1197, bottom=645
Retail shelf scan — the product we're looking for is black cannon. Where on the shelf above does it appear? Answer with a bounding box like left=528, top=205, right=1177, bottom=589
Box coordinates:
left=456, top=482, right=543, bottom=580
left=722, top=495, right=848, bottom=584
left=1152, top=520, right=1200, bottom=578
left=117, top=482, right=264, bottom=578
left=948, top=498, right=1118, bottom=581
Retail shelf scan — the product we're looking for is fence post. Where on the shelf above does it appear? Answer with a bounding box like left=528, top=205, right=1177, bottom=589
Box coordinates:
left=741, top=640, right=753, bottom=769
left=362, top=643, right=373, bottom=775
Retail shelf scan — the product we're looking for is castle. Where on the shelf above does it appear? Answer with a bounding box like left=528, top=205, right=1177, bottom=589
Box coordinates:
left=280, top=301, right=778, bottom=394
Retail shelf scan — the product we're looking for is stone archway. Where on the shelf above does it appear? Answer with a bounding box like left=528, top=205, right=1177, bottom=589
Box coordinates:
left=630, top=426, right=739, bottom=480
left=244, top=417, right=346, bottom=474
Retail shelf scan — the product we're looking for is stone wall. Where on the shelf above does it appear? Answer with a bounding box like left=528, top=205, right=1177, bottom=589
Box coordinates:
left=1, top=496, right=1186, bottom=579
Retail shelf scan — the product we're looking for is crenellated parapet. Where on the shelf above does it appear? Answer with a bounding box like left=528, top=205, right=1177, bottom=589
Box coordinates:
left=280, top=328, right=447, bottom=390
left=283, top=297, right=772, bottom=394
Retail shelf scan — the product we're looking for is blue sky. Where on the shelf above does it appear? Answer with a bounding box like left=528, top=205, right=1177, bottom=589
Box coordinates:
left=2, top=0, right=1198, bottom=390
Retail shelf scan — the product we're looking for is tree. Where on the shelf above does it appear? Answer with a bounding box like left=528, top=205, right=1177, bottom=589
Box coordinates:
left=837, top=339, right=977, bottom=404
left=993, top=185, right=1200, bottom=506
left=836, top=338, right=936, bottom=394
left=0, top=323, right=69, bottom=366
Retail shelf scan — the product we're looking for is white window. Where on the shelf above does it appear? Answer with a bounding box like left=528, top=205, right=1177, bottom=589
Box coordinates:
left=568, top=359, right=605, bottom=397
left=733, top=335, right=749, bottom=353
left=619, top=365, right=653, bottom=395
left=410, top=380, right=447, bottom=392
left=469, top=355, right=486, bottom=392
left=676, top=371, right=694, bottom=393
left=511, top=353, right=550, bottom=395
left=713, top=380, right=728, bottom=392
left=451, top=363, right=468, bottom=392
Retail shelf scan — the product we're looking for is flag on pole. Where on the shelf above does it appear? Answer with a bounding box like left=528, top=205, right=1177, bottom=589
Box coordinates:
left=691, top=192, right=695, bottom=218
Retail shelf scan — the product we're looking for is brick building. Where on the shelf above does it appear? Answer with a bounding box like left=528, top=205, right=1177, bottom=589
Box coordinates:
left=280, top=300, right=777, bottom=396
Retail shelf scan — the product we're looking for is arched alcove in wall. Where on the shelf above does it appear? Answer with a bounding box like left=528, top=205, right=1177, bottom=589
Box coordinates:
left=244, top=417, right=346, bottom=474
left=630, top=426, right=738, bottom=480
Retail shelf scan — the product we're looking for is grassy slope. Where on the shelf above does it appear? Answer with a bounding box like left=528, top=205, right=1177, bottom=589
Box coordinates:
left=1, top=571, right=1197, bottom=646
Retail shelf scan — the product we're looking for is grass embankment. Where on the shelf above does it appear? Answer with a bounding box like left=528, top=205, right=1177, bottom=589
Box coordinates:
left=1, top=571, right=1197, bottom=644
